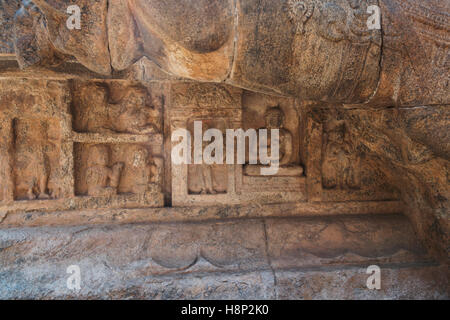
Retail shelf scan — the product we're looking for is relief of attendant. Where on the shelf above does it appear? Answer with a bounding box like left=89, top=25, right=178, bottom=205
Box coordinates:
left=14, top=119, right=50, bottom=200
left=322, top=120, right=360, bottom=189
left=122, top=146, right=160, bottom=195
left=86, top=145, right=124, bottom=197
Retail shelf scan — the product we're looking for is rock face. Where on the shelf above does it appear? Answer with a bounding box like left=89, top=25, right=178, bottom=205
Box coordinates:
left=0, top=0, right=448, bottom=299
left=0, top=216, right=447, bottom=299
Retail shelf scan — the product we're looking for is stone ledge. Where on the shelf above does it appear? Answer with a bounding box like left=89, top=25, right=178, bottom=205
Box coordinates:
left=0, top=201, right=404, bottom=229
left=1, top=214, right=438, bottom=299
left=1, top=214, right=427, bottom=275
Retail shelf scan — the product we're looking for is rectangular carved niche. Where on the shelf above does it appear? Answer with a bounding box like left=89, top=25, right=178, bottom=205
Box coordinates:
left=305, top=105, right=400, bottom=202
left=0, top=79, right=73, bottom=209
left=72, top=81, right=162, bottom=136
left=0, top=79, right=165, bottom=214
left=187, top=119, right=229, bottom=195
left=13, top=118, right=63, bottom=201
left=71, top=81, right=165, bottom=209
left=170, top=83, right=242, bottom=206
left=236, top=91, right=307, bottom=203
left=74, top=143, right=163, bottom=207
left=169, top=83, right=308, bottom=206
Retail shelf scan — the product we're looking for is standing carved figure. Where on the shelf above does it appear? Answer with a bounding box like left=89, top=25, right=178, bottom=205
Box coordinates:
left=322, top=120, right=360, bottom=189
left=198, top=123, right=217, bottom=195
left=14, top=119, right=50, bottom=200
left=188, top=121, right=227, bottom=195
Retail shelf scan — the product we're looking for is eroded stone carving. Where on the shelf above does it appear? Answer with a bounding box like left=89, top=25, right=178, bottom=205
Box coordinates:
left=3, top=0, right=446, bottom=105
left=14, top=119, right=53, bottom=200
left=239, top=91, right=307, bottom=202
left=263, top=107, right=293, bottom=166
left=170, top=83, right=241, bottom=206
left=112, top=88, right=160, bottom=135
left=85, top=145, right=124, bottom=197
left=287, top=0, right=315, bottom=34
left=75, top=141, right=164, bottom=204
left=187, top=120, right=228, bottom=195
left=243, top=106, right=304, bottom=177
left=0, top=79, right=165, bottom=213
left=318, top=0, right=381, bottom=43
left=322, top=119, right=361, bottom=190
left=0, top=0, right=448, bottom=297
left=71, top=81, right=165, bottom=207
left=0, top=79, right=71, bottom=205
left=73, top=83, right=162, bottom=135
left=288, top=0, right=382, bottom=41
left=121, top=145, right=162, bottom=195
left=304, top=105, right=400, bottom=202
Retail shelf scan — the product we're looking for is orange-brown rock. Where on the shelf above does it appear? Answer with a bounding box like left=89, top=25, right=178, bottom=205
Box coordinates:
left=0, top=0, right=448, bottom=299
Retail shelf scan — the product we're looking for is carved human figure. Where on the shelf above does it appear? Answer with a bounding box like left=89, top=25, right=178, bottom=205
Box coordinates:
left=14, top=119, right=50, bottom=200
left=149, top=157, right=163, bottom=190
left=199, top=159, right=215, bottom=195
left=76, top=85, right=160, bottom=135
left=124, top=146, right=160, bottom=194
left=262, top=107, right=293, bottom=166
left=76, top=84, right=110, bottom=134
left=45, top=120, right=62, bottom=199
left=188, top=122, right=227, bottom=195
left=109, top=87, right=159, bottom=135
left=322, top=120, right=360, bottom=189
left=198, top=123, right=217, bottom=195
left=86, top=145, right=124, bottom=197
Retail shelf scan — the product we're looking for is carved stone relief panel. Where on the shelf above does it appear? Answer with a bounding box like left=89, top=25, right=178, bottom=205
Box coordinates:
left=0, top=79, right=164, bottom=214
left=170, top=83, right=308, bottom=206
left=0, top=79, right=72, bottom=209
left=321, top=118, right=361, bottom=191
left=71, top=81, right=165, bottom=209
left=13, top=118, right=62, bottom=201
left=74, top=143, right=163, bottom=207
left=237, top=91, right=307, bottom=203
left=72, top=81, right=163, bottom=135
left=232, top=0, right=381, bottom=102
left=379, top=0, right=450, bottom=106
left=169, top=83, right=242, bottom=206
left=186, top=119, right=229, bottom=195
left=305, top=105, right=400, bottom=202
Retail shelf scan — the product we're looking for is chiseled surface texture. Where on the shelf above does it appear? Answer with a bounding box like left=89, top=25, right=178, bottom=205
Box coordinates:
left=0, top=0, right=20, bottom=54
left=0, top=216, right=447, bottom=299
left=0, top=0, right=448, bottom=299
left=340, top=106, right=450, bottom=261
left=2, top=0, right=446, bottom=104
